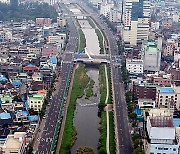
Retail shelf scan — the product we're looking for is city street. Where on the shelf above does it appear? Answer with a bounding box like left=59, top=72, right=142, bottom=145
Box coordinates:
left=35, top=4, right=78, bottom=153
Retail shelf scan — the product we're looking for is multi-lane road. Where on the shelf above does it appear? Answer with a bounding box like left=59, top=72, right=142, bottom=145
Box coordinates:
left=35, top=4, right=78, bottom=154
left=76, top=1, right=133, bottom=154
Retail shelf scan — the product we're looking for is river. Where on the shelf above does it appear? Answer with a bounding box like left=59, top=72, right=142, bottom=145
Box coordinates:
left=71, top=66, right=100, bottom=154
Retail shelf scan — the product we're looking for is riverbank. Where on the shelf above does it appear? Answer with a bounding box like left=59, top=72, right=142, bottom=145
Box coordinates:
left=98, top=64, right=115, bottom=154
left=60, top=64, right=89, bottom=153
left=98, top=65, right=107, bottom=153
left=78, top=29, right=86, bottom=51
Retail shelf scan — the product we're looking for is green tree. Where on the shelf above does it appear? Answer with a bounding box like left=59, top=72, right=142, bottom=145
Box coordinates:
left=133, top=139, right=143, bottom=149
left=145, top=111, right=149, bottom=117
left=132, top=133, right=141, bottom=141
left=129, top=112, right=137, bottom=120
left=27, top=143, right=33, bottom=154
left=134, top=147, right=143, bottom=154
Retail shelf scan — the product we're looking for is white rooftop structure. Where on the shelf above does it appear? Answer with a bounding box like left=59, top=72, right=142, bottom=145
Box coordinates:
left=148, top=108, right=172, bottom=117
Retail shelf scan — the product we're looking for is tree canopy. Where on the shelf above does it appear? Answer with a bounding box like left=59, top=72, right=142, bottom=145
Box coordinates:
left=0, top=2, right=58, bottom=22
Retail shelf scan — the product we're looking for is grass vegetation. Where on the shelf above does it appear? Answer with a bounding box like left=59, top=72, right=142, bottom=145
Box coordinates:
left=60, top=64, right=89, bottom=153
left=78, top=29, right=86, bottom=51
left=85, top=80, right=95, bottom=99
left=109, top=112, right=116, bottom=153
left=107, top=65, right=112, bottom=104
left=98, top=111, right=107, bottom=153
left=77, top=146, right=94, bottom=154
left=98, top=64, right=107, bottom=153
left=95, top=29, right=104, bottom=54
left=98, top=65, right=107, bottom=111
left=87, top=17, right=96, bottom=28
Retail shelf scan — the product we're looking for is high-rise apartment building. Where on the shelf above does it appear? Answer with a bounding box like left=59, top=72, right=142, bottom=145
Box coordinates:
left=123, top=0, right=150, bottom=46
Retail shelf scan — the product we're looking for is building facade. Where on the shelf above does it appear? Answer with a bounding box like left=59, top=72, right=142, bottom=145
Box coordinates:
left=156, top=87, right=179, bottom=109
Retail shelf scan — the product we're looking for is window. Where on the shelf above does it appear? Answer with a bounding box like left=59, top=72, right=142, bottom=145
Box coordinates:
left=158, top=147, right=163, bottom=150
left=164, top=148, right=168, bottom=150
left=173, top=148, right=176, bottom=151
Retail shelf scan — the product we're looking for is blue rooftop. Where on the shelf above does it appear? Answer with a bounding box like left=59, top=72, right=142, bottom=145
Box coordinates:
left=134, top=108, right=143, bottom=117
left=160, top=87, right=174, bottom=93
left=0, top=76, right=8, bottom=82
left=0, top=112, right=11, bottom=120
left=28, top=64, right=35, bottom=67
left=173, top=118, right=180, bottom=127
left=15, top=110, right=28, bottom=117
left=12, top=81, right=22, bottom=86
left=50, top=57, right=57, bottom=64
left=28, top=115, right=39, bottom=122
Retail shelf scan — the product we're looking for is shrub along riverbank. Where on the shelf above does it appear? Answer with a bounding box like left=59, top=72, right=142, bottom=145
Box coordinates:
left=60, top=64, right=89, bottom=153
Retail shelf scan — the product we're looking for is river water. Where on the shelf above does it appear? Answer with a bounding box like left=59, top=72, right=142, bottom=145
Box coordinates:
left=71, top=66, right=100, bottom=154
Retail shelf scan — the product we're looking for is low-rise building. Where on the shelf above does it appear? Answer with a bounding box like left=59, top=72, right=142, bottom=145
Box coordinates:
left=100, top=2, right=114, bottom=18
left=3, top=132, right=26, bottom=154
left=36, top=18, right=51, bottom=26
left=133, top=81, right=157, bottom=103
left=126, top=59, right=143, bottom=74
left=138, top=98, right=155, bottom=109
left=156, top=87, right=179, bottom=109
left=146, top=116, right=178, bottom=154
left=57, top=17, right=66, bottom=27
left=28, top=94, right=44, bottom=111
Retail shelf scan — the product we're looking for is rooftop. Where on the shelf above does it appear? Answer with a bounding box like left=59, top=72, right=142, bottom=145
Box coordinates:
left=4, top=132, right=26, bottom=153
left=19, top=73, right=27, bottom=77
left=148, top=108, right=171, bottom=117
left=144, top=41, right=161, bottom=53
left=49, top=57, right=57, bottom=64
left=149, top=116, right=174, bottom=127
left=149, top=127, right=175, bottom=140
left=0, top=112, right=11, bottom=120
left=29, top=94, right=44, bottom=101
left=160, top=87, right=174, bottom=93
